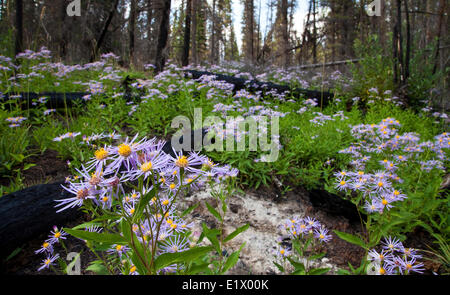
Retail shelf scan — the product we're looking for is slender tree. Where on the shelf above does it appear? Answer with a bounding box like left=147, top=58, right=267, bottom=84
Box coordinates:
left=14, top=0, right=23, bottom=58
left=181, top=0, right=192, bottom=66
left=155, top=0, right=172, bottom=73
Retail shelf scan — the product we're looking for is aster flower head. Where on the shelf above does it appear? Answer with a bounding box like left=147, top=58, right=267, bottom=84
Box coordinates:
left=160, top=235, right=189, bottom=254
left=37, top=254, right=60, bottom=271
left=35, top=241, right=54, bottom=255
left=314, top=227, right=332, bottom=243
left=382, top=236, right=403, bottom=252
left=46, top=226, right=68, bottom=244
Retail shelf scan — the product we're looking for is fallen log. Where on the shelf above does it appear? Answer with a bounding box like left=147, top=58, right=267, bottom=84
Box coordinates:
left=0, top=92, right=90, bottom=110
left=184, top=69, right=335, bottom=107
left=308, top=189, right=366, bottom=223
left=0, top=181, right=84, bottom=261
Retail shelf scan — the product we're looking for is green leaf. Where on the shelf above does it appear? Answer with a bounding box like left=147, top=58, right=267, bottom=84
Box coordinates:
left=201, top=223, right=221, bottom=253
left=205, top=201, right=222, bottom=222
left=10, top=153, right=25, bottom=163
left=23, top=163, right=36, bottom=171
left=223, top=223, right=250, bottom=243
left=307, top=267, right=331, bottom=275
left=133, top=186, right=156, bottom=222
left=291, top=268, right=306, bottom=275
left=5, top=247, right=22, bottom=261
left=309, top=252, right=326, bottom=261
left=186, top=263, right=211, bottom=275
left=287, top=257, right=305, bottom=272
left=273, top=261, right=285, bottom=273
left=221, top=242, right=246, bottom=274
left=86, top=260, right=109, bottom=275
left=333, top=230, right=367, bottom=249
left=63, top=228, right=127, bottom=244
left=154, top=246, right=213, bottom=271
left=181, top=203, right=200, bottom=217
left=337, top=268, right=352, bottom=275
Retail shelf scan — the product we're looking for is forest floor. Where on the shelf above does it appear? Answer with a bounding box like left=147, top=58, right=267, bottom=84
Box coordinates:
left=2, top=156, right=443, bottom=275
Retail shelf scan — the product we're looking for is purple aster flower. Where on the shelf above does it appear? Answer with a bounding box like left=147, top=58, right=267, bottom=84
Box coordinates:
left=46, top=226, right=68, bottom=244
left=314, top=227, right=332, bottom=243
left=382, top=236, right=403, bottom=252
left=55, top=182, right=96, bottom=213
left=37, top=254, right=60, bottom=271
left=160, top=235, right=189, bottom=253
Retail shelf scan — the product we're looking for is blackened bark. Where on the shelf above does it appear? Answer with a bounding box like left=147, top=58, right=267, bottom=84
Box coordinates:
left=129, top=0, right=137, bottom=66
left=432, top=0, right=446, bottom=75
left=155, top=0, right=172, bottom=73
left=91, top=0, right=120, bottom=62
left=14, top=0, right=23, bottom=59
left=181, top=0, right=192, bottom=66
left=404, top=0, right=411, bottom=82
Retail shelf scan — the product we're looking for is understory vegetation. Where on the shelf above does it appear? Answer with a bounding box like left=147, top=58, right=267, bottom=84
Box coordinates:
left=0, top=45, right=448, bottom=275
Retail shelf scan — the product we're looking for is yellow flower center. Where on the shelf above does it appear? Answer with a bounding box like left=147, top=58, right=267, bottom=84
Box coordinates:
left=169, top=183, right=176, bottom=190
left=54, top=232, right=61, bottom=238
left=116, top=245, right=122, bottom=251
left=379, top=267, right=385, bottom=275
left=175, top=155, right=189, bottom=168
left=129, top=208, right=135, bottom=214
left=378, top=181, right=384, bottom=187
left=43, top=242, right=49, bottom=248
left=77, top=189, right=88, bottom=200
left=140, top=161, right=153, bottom=172
left=394, top=190, right=400, bottom=196
left=130, top=266, right=136, bottom=273
left=340, top=180, right=346, bottom=185
left=319, top=234, right=325, bottom=239
left=280, top=249, right=285, bottom=255
left=162, top=199, right=169, bottom=206
left=45, top=259, right=51, bottom=265
left=118, top=144, right=132, bottom=157
left=382, top=199, right=388, bottom=206
left=102, top=196, right=108, bottom=202
left=171, top=223, right=177, bottom=229
left=95, top=148, right=108, bottom=160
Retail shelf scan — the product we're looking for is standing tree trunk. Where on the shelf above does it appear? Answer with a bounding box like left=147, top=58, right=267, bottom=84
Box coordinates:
left=191, top=0, right=198, bottom=64
left=155, top=0, right=172, bottom=73
left=210, top=0, right=216, bottom=63
left=91, top=0, right=120, bottom=62
left=432, top=0, right=446, bottom=75
left=281, top=0, right=289, bottom=68
left=403, top=0, right=411, bottom=82
left=147, top=0, right=153, bottom=58
left=14, top=0, right=23, bottom=59
left=181, top=0, right=192, bottom=66
left=312, top=0, right=317, bottom=64
left=129, top=0, right=137, bottom=66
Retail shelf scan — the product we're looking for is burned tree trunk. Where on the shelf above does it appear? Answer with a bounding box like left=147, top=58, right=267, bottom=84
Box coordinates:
left=91, top=0, right=120, bottom=62
left=181, top=0, right=192, bottom=66
left=155, top=0, right=172, bottom=73
left=14, top=0, right=23, bottom=59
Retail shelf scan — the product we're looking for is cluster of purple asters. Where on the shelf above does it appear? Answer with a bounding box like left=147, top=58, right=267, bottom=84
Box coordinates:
left=367, top=236, right=425, bottom=275
left=54, top=134, right=238, bottom=274
left=336, top=118, right=449, bottom=214
left=5, top=116, right=27, bottom=128
left=275, top=216, right=332, bottom=259
left=35, top=226, right=68, bottom=271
